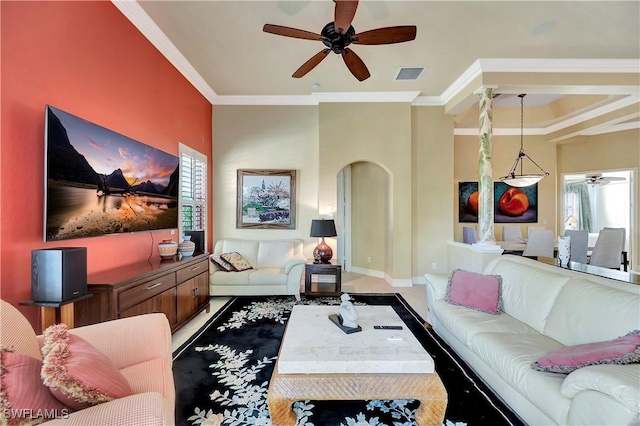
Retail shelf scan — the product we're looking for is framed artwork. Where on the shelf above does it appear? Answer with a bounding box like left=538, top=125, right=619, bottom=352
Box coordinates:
left=236, top=169, right=296, bottom=229
left=494, top=182, right=538, bottom=223
left=458, top=182, right=479, bottom=223
left=459, top=181, right=538, bottom=223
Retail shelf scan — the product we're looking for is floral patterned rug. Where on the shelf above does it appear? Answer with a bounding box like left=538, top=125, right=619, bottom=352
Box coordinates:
left=172, top=294, right=524, bottom=426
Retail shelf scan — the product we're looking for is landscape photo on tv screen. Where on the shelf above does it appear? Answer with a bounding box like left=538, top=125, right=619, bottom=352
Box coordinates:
left=45, top=105, right=179, bottom=241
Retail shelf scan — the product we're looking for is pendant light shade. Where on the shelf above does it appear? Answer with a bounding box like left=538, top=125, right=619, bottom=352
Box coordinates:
left=499, top=94, right=549, bottom=187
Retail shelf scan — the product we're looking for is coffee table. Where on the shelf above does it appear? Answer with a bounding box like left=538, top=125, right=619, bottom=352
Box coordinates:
left=267, top=305, right=447, bottom=425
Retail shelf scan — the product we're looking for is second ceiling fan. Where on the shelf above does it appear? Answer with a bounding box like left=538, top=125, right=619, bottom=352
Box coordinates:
left=263, top=0, right=417, bottom=81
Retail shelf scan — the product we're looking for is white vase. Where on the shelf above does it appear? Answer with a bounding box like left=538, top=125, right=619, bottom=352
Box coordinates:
left=557, top=235, right=571, bottom=267
left=158, top=239, right=178, bottom=258
left=178, top=235, right=196, bottom=257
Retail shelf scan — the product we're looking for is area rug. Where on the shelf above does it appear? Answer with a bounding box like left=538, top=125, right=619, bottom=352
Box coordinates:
left=173, top=294, right=525, bottom=426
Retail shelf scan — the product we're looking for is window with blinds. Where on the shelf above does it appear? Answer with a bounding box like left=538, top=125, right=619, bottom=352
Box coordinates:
left=179, top=143, right=207, bottom=234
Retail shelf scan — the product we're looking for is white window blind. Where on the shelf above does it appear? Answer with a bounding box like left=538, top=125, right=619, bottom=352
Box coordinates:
left=179, top=143, right=207, bottom=234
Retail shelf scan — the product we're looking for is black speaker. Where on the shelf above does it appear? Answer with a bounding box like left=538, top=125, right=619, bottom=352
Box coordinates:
left=31, top=247, right=87, bottom=303
left=185, top=230, right=205, bottom=254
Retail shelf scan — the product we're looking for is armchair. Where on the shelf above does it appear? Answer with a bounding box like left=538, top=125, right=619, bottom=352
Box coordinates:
left=0, top=300, right=175, bottom=425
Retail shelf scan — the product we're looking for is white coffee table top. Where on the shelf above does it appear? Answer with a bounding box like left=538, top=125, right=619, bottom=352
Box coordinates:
left=277, top=305, right=435, bottom=374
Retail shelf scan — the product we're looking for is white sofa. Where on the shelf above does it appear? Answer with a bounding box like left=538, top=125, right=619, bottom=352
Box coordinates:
left=209, top=238, right=306, bottom=300
left=425, top=255, right=640, bottom=425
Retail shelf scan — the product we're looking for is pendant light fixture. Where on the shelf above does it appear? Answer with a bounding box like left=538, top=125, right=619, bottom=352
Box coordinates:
left=499, top=94, right=549, bottom=187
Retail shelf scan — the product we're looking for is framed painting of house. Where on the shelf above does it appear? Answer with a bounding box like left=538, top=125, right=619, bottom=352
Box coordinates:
left=236, top=169, right=296, bottom=229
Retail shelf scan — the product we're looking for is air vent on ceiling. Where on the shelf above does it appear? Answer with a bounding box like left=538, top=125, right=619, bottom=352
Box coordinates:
left=394, top=67, right=426, bottom=81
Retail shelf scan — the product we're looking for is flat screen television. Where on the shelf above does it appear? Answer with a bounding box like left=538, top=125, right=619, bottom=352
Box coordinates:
left=44, top=105, right=179, bottom=242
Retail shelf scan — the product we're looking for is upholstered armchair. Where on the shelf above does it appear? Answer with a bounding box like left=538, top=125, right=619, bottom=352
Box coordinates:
left=0, top=299, right=175, bottom=425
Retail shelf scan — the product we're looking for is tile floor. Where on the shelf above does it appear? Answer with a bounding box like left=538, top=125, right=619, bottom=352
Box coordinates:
left=171, top=271, right=428, bottom=352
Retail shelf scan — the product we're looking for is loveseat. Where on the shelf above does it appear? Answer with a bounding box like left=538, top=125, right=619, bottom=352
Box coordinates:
left=209, top=238, right=306, bottom=300
left=425, top=255, right=640, bottom=425
left=0, top=299, right=174, bottom=425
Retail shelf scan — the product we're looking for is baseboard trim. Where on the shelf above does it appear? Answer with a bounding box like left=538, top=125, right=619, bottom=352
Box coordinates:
left=351, top=266, right=385, bottom=279
left=412, top=276, right=427, bottom=285
left=349, top=268, right=423, bottom=287
left=384, top=274, right=413, bottom=287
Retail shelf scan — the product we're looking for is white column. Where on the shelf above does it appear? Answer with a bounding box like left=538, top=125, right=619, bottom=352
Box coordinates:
left=477, top=87, right=495, bottom=243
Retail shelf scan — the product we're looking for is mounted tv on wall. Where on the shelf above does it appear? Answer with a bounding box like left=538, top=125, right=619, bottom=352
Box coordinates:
left=44, top=105, right=179, bottom=242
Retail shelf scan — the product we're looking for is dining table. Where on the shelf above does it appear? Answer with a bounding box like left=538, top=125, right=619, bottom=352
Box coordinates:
left=537, top=258, right=639, bottom=285
left=496, top=240, right=559, bottom=256
left=497, top=240, right=629, bottom=272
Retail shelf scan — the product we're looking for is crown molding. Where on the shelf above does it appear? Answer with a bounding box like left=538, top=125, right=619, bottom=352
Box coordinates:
left=213, top=92, right=423, bottom=105
left=440, top=59, right=483, bottom=104
left=411, top=96, right=444, bottom=106
left=544, top=94, right=640, bottom=133
left=478, top=58, right=640, bottom=74
left=454, top=128, right=548, bottom=136
left=582, top=121, right=640, bottom=136
left=312, top=91, right=421, bottom=103
left=454, top=94, right=640, bottom=137
left=213, top=96, right=318, bottom=106
left=111, top=0, right=217, bottom=104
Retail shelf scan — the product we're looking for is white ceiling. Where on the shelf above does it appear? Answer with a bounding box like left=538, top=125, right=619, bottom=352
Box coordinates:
left=114, top=1, right=640, bottom=137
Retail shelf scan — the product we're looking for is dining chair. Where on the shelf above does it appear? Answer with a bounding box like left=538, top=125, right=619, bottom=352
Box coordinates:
left=463, top=226, right=479, bottom=244
left=604, top=227, right=627, bottom=250
left=522, top=230, right=555, bottom=259
left=590, top=228, right=625, bottom=269
left=605, top=227, right=629, bottom=271
left=527, top=225, right=546, bottom=238
left=564, top=229, right=589, bottom=264
left=502, top=226, right=524, bottom=242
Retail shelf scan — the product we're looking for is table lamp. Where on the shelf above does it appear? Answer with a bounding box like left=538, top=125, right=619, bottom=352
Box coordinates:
left=310, top=219, right=337, bottom=263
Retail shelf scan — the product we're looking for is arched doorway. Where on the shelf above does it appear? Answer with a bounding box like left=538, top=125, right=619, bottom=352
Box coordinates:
left=336, top=161, right=390, bottom=278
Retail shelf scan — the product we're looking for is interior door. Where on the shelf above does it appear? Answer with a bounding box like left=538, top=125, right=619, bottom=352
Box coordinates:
left=336, top=165, right=352, bottom=271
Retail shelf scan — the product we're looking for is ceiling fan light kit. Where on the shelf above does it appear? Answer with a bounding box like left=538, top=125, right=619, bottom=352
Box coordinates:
left=263, top=0, right=417, bottom=81
left=584, top=173, right=626, bottom=186
left=500, top=94, right=549, bottom=188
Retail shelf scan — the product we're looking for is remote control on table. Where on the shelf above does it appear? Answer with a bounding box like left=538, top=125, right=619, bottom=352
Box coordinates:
left=374, top=325, right=403, bottom=330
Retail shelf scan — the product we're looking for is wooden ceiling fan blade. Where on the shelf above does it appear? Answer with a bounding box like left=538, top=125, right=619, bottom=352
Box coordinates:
left=292, top=49, right=330, bottom=78
left=353, top=26, right=417, bottom=45
left=263, top=24, right=323, bottom=41
left=341, top=48, right=370, bottom=81
left=334, top=0, right=359, bottom=34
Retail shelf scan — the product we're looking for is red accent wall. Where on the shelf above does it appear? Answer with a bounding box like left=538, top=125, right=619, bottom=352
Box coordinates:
left=1, top=1, right=213, bottom=327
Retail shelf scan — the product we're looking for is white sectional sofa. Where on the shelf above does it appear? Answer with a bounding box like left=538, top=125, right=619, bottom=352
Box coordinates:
left=425, top=255, right=640, bottom=425
left=209, top=238, right=306, bottom=300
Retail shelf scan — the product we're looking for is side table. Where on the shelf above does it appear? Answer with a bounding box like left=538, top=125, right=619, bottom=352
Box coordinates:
left=20, top=293, right=93, bottom=333
left=304, top=261, right=342, bottom=297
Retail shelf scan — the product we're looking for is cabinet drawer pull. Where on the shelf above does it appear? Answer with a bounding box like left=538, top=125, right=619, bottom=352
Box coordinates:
left=145, top=282, right=162, bottom=290
left=190, top=266, right=201, bottom=271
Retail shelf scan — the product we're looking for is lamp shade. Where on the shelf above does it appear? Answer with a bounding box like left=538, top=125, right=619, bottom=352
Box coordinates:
left=310, top=219, right=337, bottom=237
left=500, top=174, right=546, bottom=187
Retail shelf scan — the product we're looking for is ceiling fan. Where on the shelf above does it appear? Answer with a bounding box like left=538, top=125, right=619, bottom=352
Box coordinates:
left=263, top=0, right=417, bottom=81
left=584, top=173, right=626, bottom=185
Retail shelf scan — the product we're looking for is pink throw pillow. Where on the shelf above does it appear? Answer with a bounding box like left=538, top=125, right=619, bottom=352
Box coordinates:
left=446, top=269, right=503, bottom=315
left=532, top=330, right=640, bottom=373
left=40, top=324, right=133, bottom=410
left=0, top=349, right=71, bottom=423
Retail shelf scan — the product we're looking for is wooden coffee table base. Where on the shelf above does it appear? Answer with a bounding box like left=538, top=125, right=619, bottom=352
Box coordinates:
left=267, top=364, right=448, bottom=426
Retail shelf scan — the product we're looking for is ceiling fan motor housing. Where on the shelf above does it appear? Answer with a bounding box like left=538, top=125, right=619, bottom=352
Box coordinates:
left=321, top=22, right=356, bottom=54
